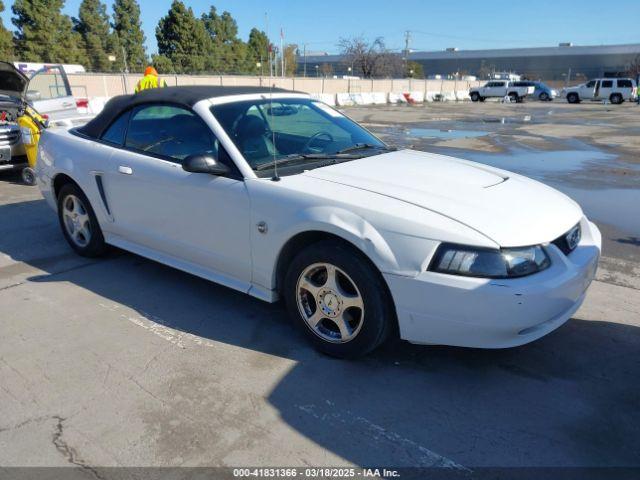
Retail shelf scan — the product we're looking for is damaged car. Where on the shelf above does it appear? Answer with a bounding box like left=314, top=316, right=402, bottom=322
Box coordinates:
left=35, top=86, right=601, bottom=358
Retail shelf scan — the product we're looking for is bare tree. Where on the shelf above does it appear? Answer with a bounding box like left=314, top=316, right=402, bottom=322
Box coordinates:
left=319, top=63, right=334, bottom=77
left=338, top=36, right=402, bottom=78
left=477, top=60, right=496, bottom=80
left=627, top=54, right=640, bottom=79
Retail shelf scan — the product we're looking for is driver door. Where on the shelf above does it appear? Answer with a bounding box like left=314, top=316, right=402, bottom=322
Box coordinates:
left=102, top=104, right=252, bottom=286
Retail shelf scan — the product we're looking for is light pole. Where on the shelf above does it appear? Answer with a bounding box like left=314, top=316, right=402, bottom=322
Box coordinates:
left=303, top=44, right=307, bottom=77
left=315, top=65, right=319, bottom=77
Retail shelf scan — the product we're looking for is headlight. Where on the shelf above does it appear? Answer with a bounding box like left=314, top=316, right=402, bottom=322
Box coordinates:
left=428, top=243, right=550, bottom=279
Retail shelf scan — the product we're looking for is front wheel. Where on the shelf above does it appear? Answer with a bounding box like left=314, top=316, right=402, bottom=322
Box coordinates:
left=567, top=92, right=580, bottom=104
left=284, top=240, right=394, bottom=358
left=57, top=183, right=107, bottom=257
left=539, top=92, right=549, bottom=101
left=470, top=92, right=480, bottom=102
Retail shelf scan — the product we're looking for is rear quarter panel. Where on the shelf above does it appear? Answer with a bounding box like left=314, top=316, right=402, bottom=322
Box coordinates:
left=36, top=128, right=114, bottom=224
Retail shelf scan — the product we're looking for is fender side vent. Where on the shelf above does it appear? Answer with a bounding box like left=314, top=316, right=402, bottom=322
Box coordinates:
left=94, top=175, right=111, bottom=215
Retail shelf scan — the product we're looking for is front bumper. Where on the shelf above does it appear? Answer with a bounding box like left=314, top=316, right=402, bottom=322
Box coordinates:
left=384, top=218, right=601, bottom=348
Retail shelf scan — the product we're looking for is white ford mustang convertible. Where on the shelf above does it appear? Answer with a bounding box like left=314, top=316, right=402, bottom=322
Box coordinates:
left=36, top=86, right=601, bottom=358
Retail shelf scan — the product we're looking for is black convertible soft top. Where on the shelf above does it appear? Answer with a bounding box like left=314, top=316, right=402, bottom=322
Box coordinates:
left=78, top=85, right=296, bottom=139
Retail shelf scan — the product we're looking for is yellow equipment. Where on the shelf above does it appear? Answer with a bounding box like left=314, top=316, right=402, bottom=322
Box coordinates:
left=17, top=104, right=48, bottom=185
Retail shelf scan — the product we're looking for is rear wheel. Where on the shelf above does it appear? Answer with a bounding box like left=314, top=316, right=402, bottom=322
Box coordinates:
left=508, top=92, right=518, bottom=103
left=284, top=240, right=394, bottom=358
left=567, top=92, right=580, bottom=104
left=610, top=93, right=623, bottom=105
left=57, top=183, right=107, bottom=257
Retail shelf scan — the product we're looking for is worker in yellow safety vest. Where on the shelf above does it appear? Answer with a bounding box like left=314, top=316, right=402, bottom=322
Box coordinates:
left=135, top=66, right=168, bottom=93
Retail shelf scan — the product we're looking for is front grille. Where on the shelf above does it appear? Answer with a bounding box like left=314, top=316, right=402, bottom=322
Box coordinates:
left=552, top=223, right=581, bottom=256
left=0, top=126, right=21, bottom=146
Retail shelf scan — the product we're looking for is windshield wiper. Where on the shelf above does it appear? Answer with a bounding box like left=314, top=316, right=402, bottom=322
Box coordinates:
left=336, top=143, right=396, bottom=154
left=255, top=153, right=358, bottom=171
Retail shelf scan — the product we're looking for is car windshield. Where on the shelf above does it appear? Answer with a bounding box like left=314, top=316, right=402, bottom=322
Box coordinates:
left=210, top=97, right=389, bottom=171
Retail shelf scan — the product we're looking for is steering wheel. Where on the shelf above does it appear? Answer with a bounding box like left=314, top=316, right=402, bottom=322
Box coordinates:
left=302, top=131, right=334, bottom=153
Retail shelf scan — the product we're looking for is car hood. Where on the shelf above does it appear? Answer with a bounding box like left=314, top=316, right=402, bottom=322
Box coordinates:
left=0, top=61, right=28, bottom=100
left=302, top=149, right=582, bottom=247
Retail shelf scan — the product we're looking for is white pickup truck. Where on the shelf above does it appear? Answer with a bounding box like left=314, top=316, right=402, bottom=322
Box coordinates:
left=469, top=81, right=535, bottom=103
left=563, top=78, right=637, bottom=104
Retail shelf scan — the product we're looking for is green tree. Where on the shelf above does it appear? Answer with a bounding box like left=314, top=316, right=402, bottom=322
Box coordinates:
left=151, top=53, right=174, bottom=74
left=105, top=32, right=124, bottom=72
left=201, top=7, right=238, bottom=45
left=74, top=0, right=111, bottom=72
left=282, top=44, right=297, bottom=77
left=247, top=28, right=269, bottom=67
left=156, top=0, right=212, bottom=74
left=201, top=6, right=252, bottom=74
left=0, top=1, right=14, bottom=60
left=13, top=0, right=86, bottom=63
left=406, top=60, right=424, bottom=79
left=112, top=0, right=146, bottom=72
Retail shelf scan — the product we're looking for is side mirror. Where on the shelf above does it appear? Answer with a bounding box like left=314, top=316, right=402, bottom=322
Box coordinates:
left=26, top=90, right=41, bottom=102
left=182, top=154, right=230, bottom=176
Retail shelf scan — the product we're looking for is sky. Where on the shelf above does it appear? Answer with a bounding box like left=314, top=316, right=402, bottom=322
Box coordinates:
left=1, top=0, right=639, bottom=55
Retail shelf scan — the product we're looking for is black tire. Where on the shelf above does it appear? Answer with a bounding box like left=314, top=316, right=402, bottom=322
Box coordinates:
left=57, top=183, right=107, bottom=257
left=21, top=167, right=36, bottom=186
left=508, top=92, right=518, bottom=103
left=470, top=92, right=480, bottom=102
left=567, top=92, right=580, bottom=104
left=610, top=93, right=623, bottom=105
left=283, top=240, right=395, bottom=358
left=539, top=92, right=549, bottom=101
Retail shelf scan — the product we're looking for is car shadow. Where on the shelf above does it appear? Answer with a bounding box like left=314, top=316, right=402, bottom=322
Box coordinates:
left=1, top=198, right=639, bottom=469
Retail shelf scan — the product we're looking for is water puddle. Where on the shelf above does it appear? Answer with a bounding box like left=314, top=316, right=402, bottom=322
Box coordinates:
left=404, top=128, right=488, bottom=139
left=551, top=184, right=640, bottom=234
left=449, top=148, right=640, bottom=234
left=462, top=148, right=621, bottom=175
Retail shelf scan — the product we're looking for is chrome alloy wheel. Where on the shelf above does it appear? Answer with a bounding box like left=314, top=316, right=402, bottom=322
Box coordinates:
left=296, top=262, right=365, bottom=343
left=62, top=194, right=92, bottom=248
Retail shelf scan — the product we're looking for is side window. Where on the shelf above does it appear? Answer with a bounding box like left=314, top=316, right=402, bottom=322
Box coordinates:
left=27, top=67, right=70, bottom=100
left=125, top=105, right=216, bottom=163
left=601, top=80, right=613, bottom=88
left=585, top=80, right=596, bottom=88
left=617, top=79, right=632, bottom=88
left=101, top=110, right=130, bottom=145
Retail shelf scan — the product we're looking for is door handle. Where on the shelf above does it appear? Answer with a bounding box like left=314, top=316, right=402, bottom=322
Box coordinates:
left=118, top=166, right=133, bottom=175
left=62, top=102, right=74, bottom=107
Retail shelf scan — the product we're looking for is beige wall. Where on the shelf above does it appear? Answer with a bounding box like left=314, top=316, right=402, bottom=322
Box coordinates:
left=67, top=73, right=481, bottom=99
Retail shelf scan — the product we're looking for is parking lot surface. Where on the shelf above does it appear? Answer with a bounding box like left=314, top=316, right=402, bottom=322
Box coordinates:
left=0, top=101, right=639, bottom=472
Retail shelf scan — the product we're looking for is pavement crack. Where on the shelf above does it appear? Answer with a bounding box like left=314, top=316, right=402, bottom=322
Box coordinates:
left=51, top=415, right=105, bottom=480
left=0, top=415, right=50, bottom=434
left=0, top=281, right=24, bottom=292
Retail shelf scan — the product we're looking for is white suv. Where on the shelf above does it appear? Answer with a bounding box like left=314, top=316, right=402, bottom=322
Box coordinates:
left=563, top=78, right=637, bottom=104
